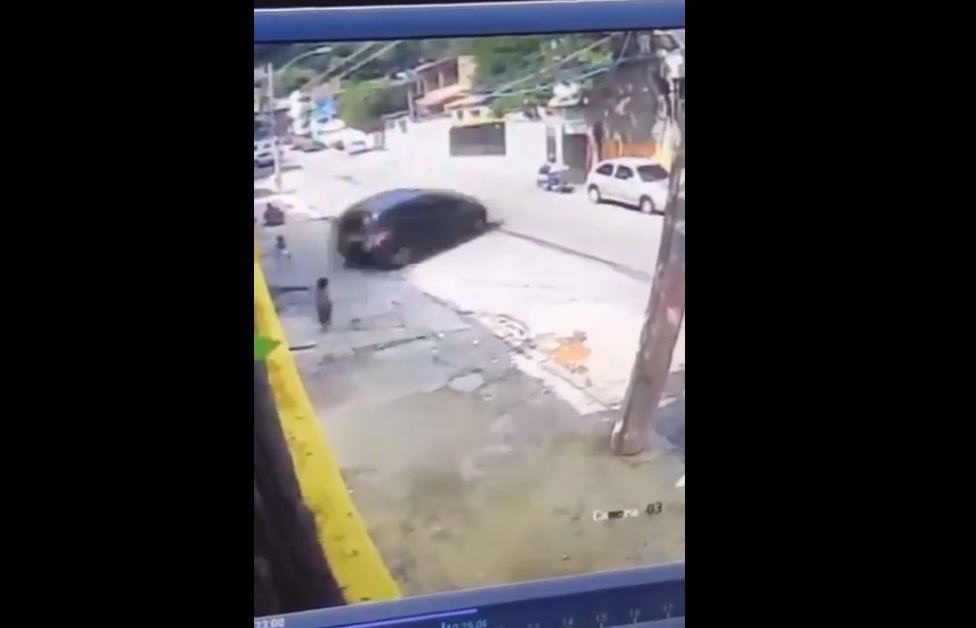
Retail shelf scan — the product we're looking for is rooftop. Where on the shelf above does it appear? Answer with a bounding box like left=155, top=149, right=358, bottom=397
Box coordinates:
left=444, top=94, right=490, bottom=110
left=415, top=84, right=468, bottom=107
left=411, top=57, right=455, bottom=73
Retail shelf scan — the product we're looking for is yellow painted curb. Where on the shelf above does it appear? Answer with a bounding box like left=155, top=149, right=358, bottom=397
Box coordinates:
left=254, top=242, right=401, bottom=603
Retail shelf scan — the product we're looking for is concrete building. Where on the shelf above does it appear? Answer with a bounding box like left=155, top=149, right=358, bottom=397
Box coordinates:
left=543, top=81, right=592, bottom=183
left=254, top=67, right=268, bottom=114
left=412, top=56, right=478, bottom=117
left=445, top=94, right=497, bottom=126
left=288, top=90, right=314, bottom=137
left=585, top=32, right=667, bottom=163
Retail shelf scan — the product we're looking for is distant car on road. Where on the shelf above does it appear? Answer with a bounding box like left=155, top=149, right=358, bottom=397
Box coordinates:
left=585, top=158, right=670, bottom=214
left=292, top=136, right=326, bottom=152
left=254, top=137, right=276, bottom=168
left=333, top=130, right=373, bottom=155
left=345, top=137, right=370, bottom=155
left=336, top=189, right=488, bottom=268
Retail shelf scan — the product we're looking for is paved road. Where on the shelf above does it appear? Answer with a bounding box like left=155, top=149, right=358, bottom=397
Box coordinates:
left=262, top=148, right=664, bottom=278
left=255, top=147, right=685, bottom=403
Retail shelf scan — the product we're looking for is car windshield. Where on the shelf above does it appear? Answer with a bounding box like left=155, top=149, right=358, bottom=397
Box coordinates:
left=638, top=165, right=669, bottom=182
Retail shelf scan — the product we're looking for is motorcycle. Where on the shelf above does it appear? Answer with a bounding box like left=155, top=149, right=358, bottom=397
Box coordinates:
left=536, top=162, right=572, bottom=193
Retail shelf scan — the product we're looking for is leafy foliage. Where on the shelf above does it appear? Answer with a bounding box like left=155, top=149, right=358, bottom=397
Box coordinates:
left=254, top=335, right=280, bottom=362
left=457, top=36, right=548, bottom=88
left=338, top=80, right=394, bottom=127
left=257, top=33, right=616, bottom=102
left=275, top=68, right=317, bottom=95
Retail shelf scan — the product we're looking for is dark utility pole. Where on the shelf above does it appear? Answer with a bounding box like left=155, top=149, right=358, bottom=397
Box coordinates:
left=611, top=137, right=685, bottom=456
left=611, top=40, right=685, bottom=455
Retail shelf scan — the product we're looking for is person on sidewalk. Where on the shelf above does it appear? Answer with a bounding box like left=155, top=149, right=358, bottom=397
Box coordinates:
left=274, top=235, right=292, bottom=264
left=314, top=277, right=332, bottom=332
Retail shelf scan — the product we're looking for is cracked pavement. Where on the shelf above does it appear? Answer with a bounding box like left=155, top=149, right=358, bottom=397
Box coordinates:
left=256, top=147, right=685, bottom=596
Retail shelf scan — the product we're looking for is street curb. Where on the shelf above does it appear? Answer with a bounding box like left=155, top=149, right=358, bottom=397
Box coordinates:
left=255, top=239, right=401, bottom=603
left=498, top=227, right=652, bottom=283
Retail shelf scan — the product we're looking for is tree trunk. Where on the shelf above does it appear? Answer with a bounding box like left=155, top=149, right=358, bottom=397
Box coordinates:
left=254, top=359, right=345, bottom=616
left=611, top=134, right=685, bottom=456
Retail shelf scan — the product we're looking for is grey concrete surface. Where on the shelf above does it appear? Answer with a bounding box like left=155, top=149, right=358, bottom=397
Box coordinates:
left=254, top=144, right=685, bottom=597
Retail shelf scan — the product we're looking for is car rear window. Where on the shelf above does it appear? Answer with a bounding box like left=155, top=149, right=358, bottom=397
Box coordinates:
left=364, top=190, right=424, bottom=212
left=596, top=163, right=614, bottom=176
left=340, top=209, right=373, bottom=233
left=638, top=165, right=669, bottom=182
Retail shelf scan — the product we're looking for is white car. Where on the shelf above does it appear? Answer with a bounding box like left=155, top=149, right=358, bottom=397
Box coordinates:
left=585, top=158, right=670, bottom=214
left=345, top=137, right=370, bottom=154
left=254, top=137, right=277, bottom=168
left=337, top=129, right=373, bottom=154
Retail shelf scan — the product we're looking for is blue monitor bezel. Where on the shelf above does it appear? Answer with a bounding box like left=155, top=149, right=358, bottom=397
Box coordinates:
left=262, top=561, right=685, bottom=627
left=255, top=0, right=685, bottom=43
left=254, top=0, right=685, bottom=624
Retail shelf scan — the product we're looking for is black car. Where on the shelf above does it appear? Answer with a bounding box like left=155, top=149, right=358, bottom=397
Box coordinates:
left=336, top=189, right=488, bottom=267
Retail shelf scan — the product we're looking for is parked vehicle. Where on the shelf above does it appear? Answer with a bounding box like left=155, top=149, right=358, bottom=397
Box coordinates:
left=254, top=137, right=277, bottom=168
left=292, top=136, right=326, bottom=152
left=585, top=158, right=670, bottom=213
left=333, top=129, right=373, bottom=154
left=346, top=137, right=370, bottom=155
left=313, top=119, right=374, bottom=153
left=336, top=189, right=489, bottom=268
left=536, top=162, right=571, bottom=192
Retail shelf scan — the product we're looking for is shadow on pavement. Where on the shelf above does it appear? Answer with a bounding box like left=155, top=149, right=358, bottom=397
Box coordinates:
left=596, top=199, right=665, bottom=216
left=253, top=164, right=301, bottom=181
left=341, top=224, right=499, bottom=272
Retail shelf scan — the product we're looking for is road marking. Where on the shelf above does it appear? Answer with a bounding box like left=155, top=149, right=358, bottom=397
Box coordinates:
left=675, top=475, right=685, bottom=488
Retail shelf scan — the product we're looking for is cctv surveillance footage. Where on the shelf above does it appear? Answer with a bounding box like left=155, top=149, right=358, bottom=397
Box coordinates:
left=254, top=30, right=685, bottom=616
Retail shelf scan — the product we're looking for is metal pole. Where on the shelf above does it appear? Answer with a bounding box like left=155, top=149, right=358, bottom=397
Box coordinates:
left=407, top=83, right=416, bottom=121
left=269, top=62, right=283, bottom=192
left=611, top=127, right=685, bottom=456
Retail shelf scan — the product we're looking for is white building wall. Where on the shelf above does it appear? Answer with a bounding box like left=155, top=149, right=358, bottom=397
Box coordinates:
left=383, top=116, right=548, bottom=178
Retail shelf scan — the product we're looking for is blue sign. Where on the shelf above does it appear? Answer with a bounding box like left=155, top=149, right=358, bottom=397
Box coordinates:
left=315, top=98, right=337, bottom=120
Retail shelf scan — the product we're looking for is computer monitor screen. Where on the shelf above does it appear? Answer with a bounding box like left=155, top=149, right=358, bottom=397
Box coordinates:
left=254, top=1, right=684, bottom=621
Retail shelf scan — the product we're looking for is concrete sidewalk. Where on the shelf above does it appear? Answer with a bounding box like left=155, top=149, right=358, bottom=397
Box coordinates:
left=409, top=231, right=650, bottom=412
left=260, top=148, right=685, bottom=416
left=256, top=152, right=686, bottom=597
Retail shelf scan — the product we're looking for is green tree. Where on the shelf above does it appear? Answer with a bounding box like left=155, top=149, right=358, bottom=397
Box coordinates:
left=337, top=80, right=389, bottom=127
left=457, top=36, right=547, bottom=87
left=454, top=33, right=612, bottom=91
left=276, top=68, right=317, bottom=96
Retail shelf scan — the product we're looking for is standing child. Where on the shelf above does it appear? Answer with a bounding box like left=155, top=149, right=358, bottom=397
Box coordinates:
left=314, top=277, right=333, bottom=332
left=274, top=235, right=291, bottom=264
